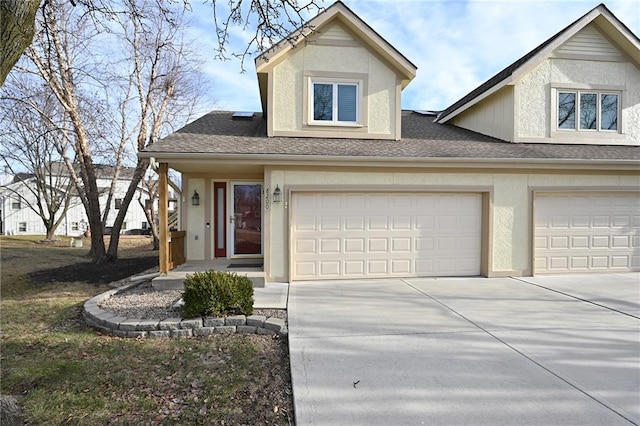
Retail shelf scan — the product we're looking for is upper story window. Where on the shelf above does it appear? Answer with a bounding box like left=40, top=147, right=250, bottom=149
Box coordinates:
left=11, top=199, right=21, bottom=209
left=114, top=198, right=123, bottom=209
left=310, top=79, right=360, bottom=125
left=557, top=90, right=619, bottom=132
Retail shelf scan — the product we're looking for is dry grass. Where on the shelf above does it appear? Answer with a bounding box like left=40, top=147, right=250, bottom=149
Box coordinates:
left=0, top=236, right=294, bottom=425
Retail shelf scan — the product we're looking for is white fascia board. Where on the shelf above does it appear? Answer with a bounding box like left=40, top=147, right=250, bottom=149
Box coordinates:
left=143, top=151, right=640, bottom=172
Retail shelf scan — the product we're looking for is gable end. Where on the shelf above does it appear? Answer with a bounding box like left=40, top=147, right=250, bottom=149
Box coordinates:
left=553, top=25, right=624, bottom=61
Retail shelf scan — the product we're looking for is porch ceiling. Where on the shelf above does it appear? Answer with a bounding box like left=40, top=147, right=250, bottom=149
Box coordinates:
left=165, top=161, right=265, bottom=176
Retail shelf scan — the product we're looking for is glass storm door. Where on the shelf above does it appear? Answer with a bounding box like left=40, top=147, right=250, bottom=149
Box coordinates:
left=230, top=183, right=262, bottom=256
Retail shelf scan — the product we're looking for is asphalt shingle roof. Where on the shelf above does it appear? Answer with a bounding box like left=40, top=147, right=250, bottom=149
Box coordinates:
left=142, top=111, right=639, bottom=162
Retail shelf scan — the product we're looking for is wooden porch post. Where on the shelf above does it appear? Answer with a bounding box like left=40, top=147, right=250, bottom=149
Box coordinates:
left=158, top=163, right=169, bottom=274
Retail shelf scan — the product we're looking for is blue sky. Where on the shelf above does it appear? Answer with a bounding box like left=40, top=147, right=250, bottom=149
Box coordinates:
left=186, top=0, right=640, bottom=114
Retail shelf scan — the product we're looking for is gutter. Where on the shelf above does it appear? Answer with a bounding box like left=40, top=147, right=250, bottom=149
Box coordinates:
left=139, top=152, right=640, bottom=172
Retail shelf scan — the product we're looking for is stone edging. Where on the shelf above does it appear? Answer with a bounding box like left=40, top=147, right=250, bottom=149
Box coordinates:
left=82, top=282, right=287, bottom=339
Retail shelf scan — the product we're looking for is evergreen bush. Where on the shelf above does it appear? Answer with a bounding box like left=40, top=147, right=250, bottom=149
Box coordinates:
left=182, top=270, right=254, bottom=318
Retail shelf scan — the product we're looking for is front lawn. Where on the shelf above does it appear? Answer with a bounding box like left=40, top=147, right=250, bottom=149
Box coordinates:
left=0, top=236, right=293, bottom=425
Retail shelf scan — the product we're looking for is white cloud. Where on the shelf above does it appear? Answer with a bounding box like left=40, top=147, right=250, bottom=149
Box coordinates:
left=185, top=0, right=640, bottom=113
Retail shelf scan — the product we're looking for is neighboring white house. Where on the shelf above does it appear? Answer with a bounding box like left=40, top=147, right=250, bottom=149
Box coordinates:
left=0, top=164, right=158, bottom=237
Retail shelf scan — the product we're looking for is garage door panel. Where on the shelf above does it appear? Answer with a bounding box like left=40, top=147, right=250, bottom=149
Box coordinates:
left=345, top=238, right=365, bottom=253
left=345, top=216, right=365, bottom=230
left=291, top=192, right=482, bottom=280
left=534, top=193, right=639, bottom=274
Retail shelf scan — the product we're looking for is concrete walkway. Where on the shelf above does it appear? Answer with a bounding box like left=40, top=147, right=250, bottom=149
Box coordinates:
left=287, top=275, right=640, bottom=425
left=254, top=282, right=289, bottom=309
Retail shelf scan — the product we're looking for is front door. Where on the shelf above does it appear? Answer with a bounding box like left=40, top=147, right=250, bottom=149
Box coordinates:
left=230, top=183, right=262, bottom=256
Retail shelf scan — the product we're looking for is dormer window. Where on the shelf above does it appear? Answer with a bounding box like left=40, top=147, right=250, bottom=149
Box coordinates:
left=309, top=78, right=361, bottom=126
left=557, top=90, right=619, bottom=132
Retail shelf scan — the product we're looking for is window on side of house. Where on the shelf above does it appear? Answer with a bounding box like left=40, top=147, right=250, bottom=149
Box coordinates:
left=71, top=222, right=79, bottom=231
left=114, top=198, right=122, bottom=209
left=310, top=79, right=360, bottom=125
left=557, top=91, right=619, bottom=132
left=11, top=199, right=21, bottom=209
left=142, top=221, right=149, bottom=230
left=18, top=222, right=26, bottom=232
left=122, top=222, right=127, bottom=230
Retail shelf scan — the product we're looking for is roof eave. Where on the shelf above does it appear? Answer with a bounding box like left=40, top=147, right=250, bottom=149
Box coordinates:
left=140, top=151, right=640, bottom=172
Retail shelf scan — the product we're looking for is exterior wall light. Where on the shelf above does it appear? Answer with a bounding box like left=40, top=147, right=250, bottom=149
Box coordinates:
left=191, top=190, right=200, bottom=206
left=273, top=185, right=282, bottom=203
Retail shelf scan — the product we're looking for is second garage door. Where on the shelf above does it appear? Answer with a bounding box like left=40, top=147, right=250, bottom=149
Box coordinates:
left=534, top=193, right=640, bottom=274
left=290, top=192, right=482, bottom=280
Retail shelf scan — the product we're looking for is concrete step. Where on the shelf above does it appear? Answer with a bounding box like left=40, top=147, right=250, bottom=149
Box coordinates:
left=152, top=269, right=265, bottom=290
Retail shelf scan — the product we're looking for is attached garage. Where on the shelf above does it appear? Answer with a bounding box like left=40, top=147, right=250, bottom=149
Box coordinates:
left=290, top=192, right=483, bottom=280
left=534, top=193, right=640, bottom=274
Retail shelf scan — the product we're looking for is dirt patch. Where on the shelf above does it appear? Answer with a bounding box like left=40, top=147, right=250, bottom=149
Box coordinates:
left=28, top=254, right=158, bottom=285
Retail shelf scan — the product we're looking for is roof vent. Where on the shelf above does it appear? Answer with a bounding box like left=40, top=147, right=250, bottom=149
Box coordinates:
left=232, top=111, right=255, bottom=120
left=413, top=110, right=439, bottom=116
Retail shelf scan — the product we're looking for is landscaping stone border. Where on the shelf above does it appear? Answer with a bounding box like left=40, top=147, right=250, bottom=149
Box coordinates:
left=83, top=282, right=287, bottom=339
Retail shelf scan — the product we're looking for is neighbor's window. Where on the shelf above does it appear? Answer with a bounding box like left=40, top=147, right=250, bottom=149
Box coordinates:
left=142, top=221, right=149, bottom=230
left=311, top=80, right=359, bottom=124
left=18, top=222, right=26, bottom=232
left=71, top=222, right=79, bottom=231
left=558, top=91, right=619, bottom=132
left=11, top=199, right=21, bottom=209
left=114, top=198, right=123, bottom=209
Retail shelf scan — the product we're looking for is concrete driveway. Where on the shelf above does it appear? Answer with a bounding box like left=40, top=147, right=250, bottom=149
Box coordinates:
left=287, top=274, right=640, bottom=425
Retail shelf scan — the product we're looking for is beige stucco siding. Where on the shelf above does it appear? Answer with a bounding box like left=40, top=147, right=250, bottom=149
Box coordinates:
left=264, top=167, right=639, bottom=282
left=272, top=50, right=303, bottom=131
left=185, top=178, right=205, bottom=260
left=516, top=58, right=640, bottom=145
left=271, top=41, right=399, bottom=138
left=367, top=54, right=396, bottom=135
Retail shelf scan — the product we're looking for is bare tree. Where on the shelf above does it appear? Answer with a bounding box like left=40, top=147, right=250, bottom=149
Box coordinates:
left=1, top=0, right=325, bottom=83
left=0, top=82, right=77, bottom=240
left=211, top=0, right=324, bottom=70
left=104, top=0, right=203, bottom=260
left=138, top=172, right=160, bottom=250
left=24, top=0, right=111, bottom=261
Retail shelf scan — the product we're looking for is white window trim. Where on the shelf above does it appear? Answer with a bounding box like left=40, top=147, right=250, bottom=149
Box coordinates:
left=308, top=77, right=363, bottom=127
left=18, top=222, right=27, bottom=232
left=554, top=88, right=621, bottom=134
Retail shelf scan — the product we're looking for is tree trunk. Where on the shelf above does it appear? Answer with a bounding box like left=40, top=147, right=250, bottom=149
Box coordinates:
left=45, top=227, right=56, bottom=241
left=0, top=0, right=39, bottom=86
left=106, top=158, right=149, bottom=260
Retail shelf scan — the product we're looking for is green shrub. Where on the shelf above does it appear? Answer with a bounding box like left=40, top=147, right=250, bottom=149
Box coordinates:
left=182, top=270, right=254, bottom=318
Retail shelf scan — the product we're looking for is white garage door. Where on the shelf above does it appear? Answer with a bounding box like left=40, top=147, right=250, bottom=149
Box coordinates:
left=290, top=192, right=482, bottom=280
left=534, top=193, right=640, bottom=274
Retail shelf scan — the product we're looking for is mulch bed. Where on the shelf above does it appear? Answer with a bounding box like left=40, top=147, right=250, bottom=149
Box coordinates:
left=28, top=255, right=159, bottom=285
